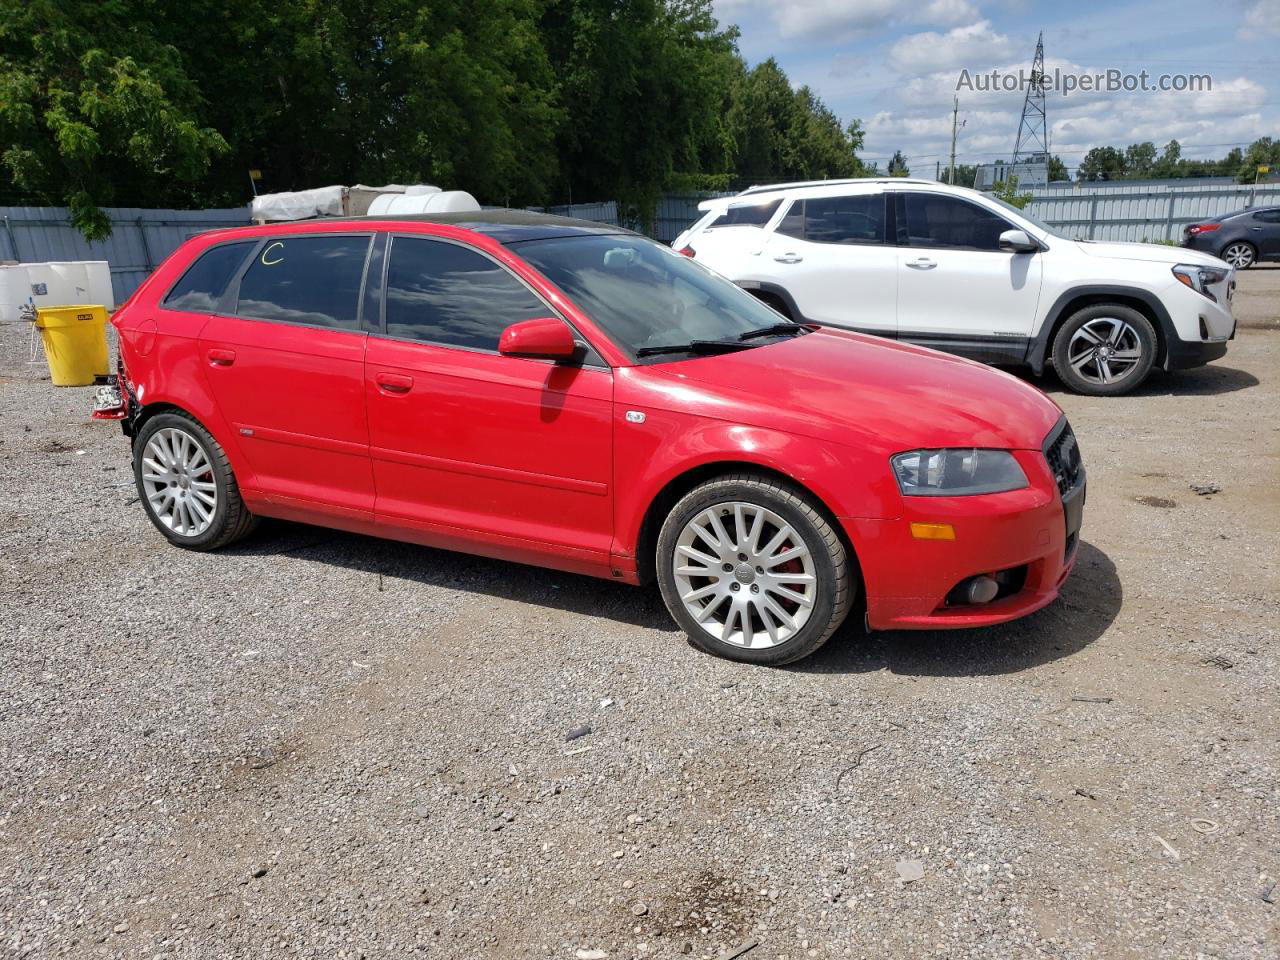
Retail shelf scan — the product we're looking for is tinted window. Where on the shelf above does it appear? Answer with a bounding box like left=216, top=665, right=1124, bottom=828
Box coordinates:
left=164, top=242, right=255, bottom=312
left=899, top=194, right=1010, bottom=251
left=514, top=234, right=786, bottom=360
left=236, top=235, right=371, bottom=330
left=773, top=195, right=885, bottom=245
left=1254, top=209, right=1280, bottom=223
left=776, top=195, right=884, bottom=245
left=384, top=237, right=547, bottom=350
left=708, top=199, right=781, bottom=229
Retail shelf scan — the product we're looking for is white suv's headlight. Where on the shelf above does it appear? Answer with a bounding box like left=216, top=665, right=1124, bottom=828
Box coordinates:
left=1173, top=263, right=1229, bottom=302
left=890, top=449, right=1028, bottom=497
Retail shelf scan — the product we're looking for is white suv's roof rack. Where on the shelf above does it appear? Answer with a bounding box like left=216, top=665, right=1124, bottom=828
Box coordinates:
left=735, top=178, right=937, bottom=197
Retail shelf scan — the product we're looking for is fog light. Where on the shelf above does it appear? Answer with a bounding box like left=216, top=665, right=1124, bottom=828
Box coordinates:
left=910, top=522, right=955, bottom=540
left=964, top=575, right=999, bottom=604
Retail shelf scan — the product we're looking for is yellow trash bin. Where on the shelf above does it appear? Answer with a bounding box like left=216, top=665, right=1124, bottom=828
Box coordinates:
left=35, top=305, right=111, bottom=387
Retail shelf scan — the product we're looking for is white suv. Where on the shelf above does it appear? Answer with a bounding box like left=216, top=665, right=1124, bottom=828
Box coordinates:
left=673, top=179, right=1236, bottom=396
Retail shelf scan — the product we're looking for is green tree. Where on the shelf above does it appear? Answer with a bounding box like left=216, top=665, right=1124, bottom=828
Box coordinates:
left=1237, top=137, right=1280, bottom=183
left=1046, top=154, right=1068, bottom=182
left=1076, top=145, right=1126, bottom=181
left=993, top=173, right=1032, bottom=209
left=1152, top=139, right=1182, bottom=179
left=940, top=163, right=976, bottom=187
left=1123, top=141, right=1157, bottom=179
left=887, top=150, right=909, bottom=177
left=0, top=0, right=230, bottom=238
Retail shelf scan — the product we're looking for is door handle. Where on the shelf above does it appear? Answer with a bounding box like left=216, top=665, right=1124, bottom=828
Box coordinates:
left=206, top=348, right=236, bottom=366
left=906, top=257, right=937, bottom=270
left=375, top=373, right=414, bottom=394
left=773, top=253, right=804, bottom=264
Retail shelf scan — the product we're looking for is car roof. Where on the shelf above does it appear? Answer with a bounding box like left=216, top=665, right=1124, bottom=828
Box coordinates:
left=735, top=177, right=938, bottom=198
left=327, top=208, right=638, bottom=244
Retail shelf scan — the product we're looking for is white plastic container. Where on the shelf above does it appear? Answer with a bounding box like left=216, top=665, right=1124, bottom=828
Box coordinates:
left=0, top=260, right=115, bottom=324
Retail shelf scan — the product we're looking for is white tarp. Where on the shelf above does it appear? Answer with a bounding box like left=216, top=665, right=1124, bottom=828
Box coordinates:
left=251, top=185, right=347, bottom=222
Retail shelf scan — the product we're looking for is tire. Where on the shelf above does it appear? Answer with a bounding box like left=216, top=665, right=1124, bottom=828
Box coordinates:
left=655, top=473, right=854, bottom=665
left=1220, top=241, right=1256, bottom=269
left=133, top=412, right=257, bottom=550
left=1051, top=303, right=1157, bottom=396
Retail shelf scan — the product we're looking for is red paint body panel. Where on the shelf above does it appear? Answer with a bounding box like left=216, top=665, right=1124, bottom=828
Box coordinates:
left=364, top=336, right=614, bottom=566
left=198, top=314, right=375, bottom=517
left=108, top=217, right=1082, bottom=632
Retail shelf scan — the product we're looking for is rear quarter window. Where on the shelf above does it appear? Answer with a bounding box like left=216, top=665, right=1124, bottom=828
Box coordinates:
left=707, top=199, right=782, bottom=229
left=163, top=242, right=256, bottom=312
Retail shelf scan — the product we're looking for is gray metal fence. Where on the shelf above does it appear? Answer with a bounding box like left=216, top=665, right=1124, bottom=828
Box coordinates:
left=1024, top=182, right=1280, bottom=243
left=0, top=206, right=251, bottom=304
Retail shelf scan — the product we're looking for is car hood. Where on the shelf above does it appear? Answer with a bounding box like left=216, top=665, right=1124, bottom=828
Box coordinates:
left=1075, top=239, right=1225, bottom=267
left=641, top=328, right=1063, bottom=452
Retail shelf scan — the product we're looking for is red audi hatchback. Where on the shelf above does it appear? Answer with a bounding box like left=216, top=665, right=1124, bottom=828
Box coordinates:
left=96, top=211, right=1084, bottom=664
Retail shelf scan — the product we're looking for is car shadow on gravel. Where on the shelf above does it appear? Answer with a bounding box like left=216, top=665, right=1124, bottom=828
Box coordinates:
left=224, top=522, right=676, bottom=630
left=1032, top=363, right=1259, bottom=398
left=231, top=525, right=1119, bottom=675
left=797, top=540, right=1121, bottom=677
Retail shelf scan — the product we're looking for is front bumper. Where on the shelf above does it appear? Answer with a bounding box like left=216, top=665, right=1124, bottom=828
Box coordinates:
left=848, top=429, right=1085, bottom=631
left=1159, top=275, right=1235, bottom=370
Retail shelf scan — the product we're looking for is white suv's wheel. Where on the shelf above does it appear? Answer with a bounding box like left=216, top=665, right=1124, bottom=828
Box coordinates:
left=656, top=474, right=854, bottom=665
left=1052, top=304, right=1156, bottom=396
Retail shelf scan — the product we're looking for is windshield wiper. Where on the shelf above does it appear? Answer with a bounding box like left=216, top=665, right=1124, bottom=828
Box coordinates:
left=635, top=339, right=759, bottom=358
left=737, top=322, right=809, bottom=341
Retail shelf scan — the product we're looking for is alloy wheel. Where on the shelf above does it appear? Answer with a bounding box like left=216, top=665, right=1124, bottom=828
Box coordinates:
left=140, top=427, right=218, bottom=537
left=1066, top=317, right=1144, bottom=386
left=672, top=502, right=816, bottom=649
left=1221, top=243, right=1254, bottom=269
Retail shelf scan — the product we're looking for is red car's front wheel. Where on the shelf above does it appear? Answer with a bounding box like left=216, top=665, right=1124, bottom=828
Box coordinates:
left=656, top=474, right=854, bottom=665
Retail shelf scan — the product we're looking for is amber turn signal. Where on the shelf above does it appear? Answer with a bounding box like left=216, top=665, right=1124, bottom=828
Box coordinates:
left=910, top=522, right=956, bottom=541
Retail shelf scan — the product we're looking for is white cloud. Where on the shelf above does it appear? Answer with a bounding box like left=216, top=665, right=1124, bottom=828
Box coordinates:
left=889, top=21, right=1014, bottom=75
left=914, top=0, right=980, bottom=26
left=772, top=0, right=899, bottom=41
left=1241, top=0, right=1280, bottom=36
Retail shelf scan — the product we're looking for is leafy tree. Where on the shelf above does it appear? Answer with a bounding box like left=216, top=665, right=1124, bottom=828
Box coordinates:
left=993, top=173, right=1031, bottom=209
left=1047, top=154, right=1068, bottom=182
left=1123, top=141, right=1157, bottom=179
left=887, top=150, right=909, bottom=177
left=1237, top=137, right=1280, bottom=183
left=1076, top=145, right=1126, bottom=181
left=1152, top=139, right=1182, bottom=179
left=940, top=163, right=976, bottom=187
left=0, top=0, right=230, bottom=238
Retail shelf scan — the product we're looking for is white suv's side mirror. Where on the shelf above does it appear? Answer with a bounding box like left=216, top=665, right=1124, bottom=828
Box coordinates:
left=999, top=229, right=1040, bottom=253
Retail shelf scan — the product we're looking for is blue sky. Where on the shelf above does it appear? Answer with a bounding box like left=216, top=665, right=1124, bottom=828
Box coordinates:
left=712, top=0, right=1279, bottom=176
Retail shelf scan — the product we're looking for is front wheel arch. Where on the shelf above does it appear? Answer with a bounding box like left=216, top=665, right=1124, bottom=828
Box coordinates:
left=634, top=460, right=862, bottom=592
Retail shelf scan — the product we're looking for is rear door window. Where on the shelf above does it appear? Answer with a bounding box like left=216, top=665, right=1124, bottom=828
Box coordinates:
left=383, top=236, right=548, bottom=351
left=897, top=194, right=1010, bottom=251
left=707, top=199, right=782, bottom=229
left=1254, top=209, right=1280, bottom=223
left=775, top=195, right=885, bottom=244
left=164, top=242, right=256, bottom=312
left=235, top=235, right=372, bottom=330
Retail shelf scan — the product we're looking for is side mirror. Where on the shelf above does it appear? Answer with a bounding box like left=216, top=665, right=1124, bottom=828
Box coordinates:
left=999, top=229, right=1040, bottom=253
left=498, top=317, right=578, bottom=361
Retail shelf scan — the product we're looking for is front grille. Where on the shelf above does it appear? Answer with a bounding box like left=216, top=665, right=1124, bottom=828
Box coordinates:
left=1043, top=419, right=1083, bottom=497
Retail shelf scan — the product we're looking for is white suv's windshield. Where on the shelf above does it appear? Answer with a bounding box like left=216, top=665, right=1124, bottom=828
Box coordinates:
left=513, top=234, right=797, bottom=361
left=986, top=196, right=1067, bottom=239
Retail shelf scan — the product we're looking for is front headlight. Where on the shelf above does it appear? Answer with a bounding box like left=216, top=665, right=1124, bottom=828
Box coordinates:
left=890, top=449, right=1028, bottom=497
left=1173, top=263, right=1229, bottom=302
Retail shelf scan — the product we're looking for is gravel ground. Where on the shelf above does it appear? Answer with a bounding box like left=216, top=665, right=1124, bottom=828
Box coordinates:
left=1, top=307, right=1278, bottom=959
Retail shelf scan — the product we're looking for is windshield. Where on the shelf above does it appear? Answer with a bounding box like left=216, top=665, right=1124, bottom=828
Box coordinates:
left=986, top=195, right=1068, bottom=239
left=512, top=234, right=789, bottom=361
